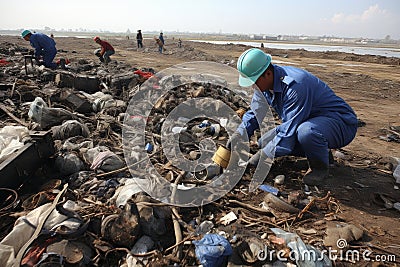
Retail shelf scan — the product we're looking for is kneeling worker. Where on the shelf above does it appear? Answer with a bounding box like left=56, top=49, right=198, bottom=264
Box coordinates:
left=93, top=36, right=115, bottom=64
left=229, top=48, right=358, bottom=186
left=21, top=30, right=57, bottom=69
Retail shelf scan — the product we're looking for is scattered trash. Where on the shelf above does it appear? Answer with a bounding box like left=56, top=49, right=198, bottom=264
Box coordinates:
left=130, top=235, right=154, bottom=255
left=46, top=240, right=92, bottom=265
left=274, top=174, right=285, bottom=185
left=145, top=142, right=153, bottom=153
left=393, top=159, right=400, bottom=184
left=85, top=146, right=125, bottom=172
left=271, top=228, right=332, bottom=267
left=193, top=234, right=232, bottom=267
left=194, top=163, right=221, bottom=180
left=52, top=120, right=89, bottom=140
left=0, top=125, right=30, bottom=163
left=55, top=152, right=85, bottom=176
left=394, top=202, right=400, bottom=212
left=237, top=236, right=265, bottom=264
left=212, top=145, right=231, bottom=168
left=0, top=37, right=398, bottom=267
left=219, top=211, right=237, bottom=226
left=323, top=224, right=363, bottom=249
left=259, top=184, right=280, bottom=196
left=101, top=203, right=141, bottom=247
left=28, top=97, right=74, bottom=129
left=263, top=193, right=299, bottom=214
left=196, top=221, right=214, bottom=235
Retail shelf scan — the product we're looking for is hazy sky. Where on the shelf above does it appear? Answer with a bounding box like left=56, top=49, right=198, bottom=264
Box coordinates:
left=1, top=0, right=399, bottom=39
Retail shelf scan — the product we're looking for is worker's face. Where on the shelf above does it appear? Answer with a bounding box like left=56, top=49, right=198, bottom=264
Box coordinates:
left=23, top=35, right=30, bottom=41
left=254, top=70, right=273, bottom=92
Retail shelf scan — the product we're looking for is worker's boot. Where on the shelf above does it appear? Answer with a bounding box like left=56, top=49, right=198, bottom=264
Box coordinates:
left=329, top=149, right=335, bottom=168
left=59, top=58, right=66, bottom=69
left=303, top=159, right=329, bottom=186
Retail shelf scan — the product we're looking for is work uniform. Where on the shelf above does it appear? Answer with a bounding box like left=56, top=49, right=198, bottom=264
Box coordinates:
left=95, top=40, right=115, bottom=63
left=29, top=33, right=57, bottom=69
left=237, top=65, right=358, bottom=165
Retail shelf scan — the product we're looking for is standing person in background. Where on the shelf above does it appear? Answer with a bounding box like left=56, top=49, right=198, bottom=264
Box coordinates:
left=93, top=36, right=115, bottom=64
left=158, top=32, right=165, bottom=53
left=136, top=30, right=143, bottom=48
left=21, top=30, right=57, bottom=69
left=178, top=38, right=182, bottom=48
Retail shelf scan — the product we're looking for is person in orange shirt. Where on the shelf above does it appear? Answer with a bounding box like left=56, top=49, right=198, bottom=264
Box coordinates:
left=93, top=36, right=115, bottom=64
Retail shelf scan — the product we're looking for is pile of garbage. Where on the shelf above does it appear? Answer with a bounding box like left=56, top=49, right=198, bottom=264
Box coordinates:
left=0, top=42, right=397, bottom=267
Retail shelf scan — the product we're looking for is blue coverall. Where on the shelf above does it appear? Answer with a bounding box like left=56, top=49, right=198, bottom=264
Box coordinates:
left=237, top=65, right=358, bottom=166
left=29, top=33, right=57, bottom=69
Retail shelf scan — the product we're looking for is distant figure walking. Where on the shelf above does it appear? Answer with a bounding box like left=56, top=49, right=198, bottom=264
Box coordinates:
left=178, top=38, right=182, bottom=48
left=136, top=30, right=143, bottom=48
left=21, top=29, right=57, bottom=69
left=158, top=32, right=165, bottom=53
left=260, top=43, right=264, bottom=48
left=93, top=36, right=115, bottom=64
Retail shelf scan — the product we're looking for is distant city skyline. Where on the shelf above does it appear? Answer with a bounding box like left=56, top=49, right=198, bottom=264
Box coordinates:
left=0, top=0, right=399, bottom=40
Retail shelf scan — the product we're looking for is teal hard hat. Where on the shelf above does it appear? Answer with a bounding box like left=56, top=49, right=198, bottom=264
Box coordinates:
left=21, top=30, right=31, bottom=38
left=237, top=48, right=272, bottom=87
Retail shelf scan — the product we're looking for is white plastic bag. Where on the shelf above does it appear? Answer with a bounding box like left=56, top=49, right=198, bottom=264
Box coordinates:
left=0, top=126, right=30, bottom=163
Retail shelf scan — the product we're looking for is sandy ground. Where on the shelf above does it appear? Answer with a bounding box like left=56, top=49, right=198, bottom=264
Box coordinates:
left=1, top=35, right=400, bottom=264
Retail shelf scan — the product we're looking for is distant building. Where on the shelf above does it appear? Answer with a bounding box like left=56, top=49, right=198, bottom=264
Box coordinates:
left=264, top=36, right=277, bottom=41
left=249, top=34, right=264, bottom=40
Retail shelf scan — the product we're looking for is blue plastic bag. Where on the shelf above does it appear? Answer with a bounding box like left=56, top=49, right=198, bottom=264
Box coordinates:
left=193, top=234, right=233, bottom=267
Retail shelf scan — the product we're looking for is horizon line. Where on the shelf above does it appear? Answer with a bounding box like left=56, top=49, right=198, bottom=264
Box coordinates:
left=0, top=28, right=397, bottom=41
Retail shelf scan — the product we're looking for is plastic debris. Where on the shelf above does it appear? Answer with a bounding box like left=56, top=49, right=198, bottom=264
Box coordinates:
left=259, top=184, right=280, bottom=196
left=192, top=234, right=232, bottom=267
left=271, top=228, right=332, bottom=267
left=219, top=211, right=237, bottom=226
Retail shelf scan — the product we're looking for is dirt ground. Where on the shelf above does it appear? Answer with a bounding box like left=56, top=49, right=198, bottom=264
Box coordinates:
left=1, top=35, right=400, bottom=265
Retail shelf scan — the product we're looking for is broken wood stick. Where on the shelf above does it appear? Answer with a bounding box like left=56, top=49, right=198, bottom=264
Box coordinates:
left=10, top=78, right=17, bottom=97
left=228, top=199, right=273, bottom=215
left=296, top=191, right=332, bottom=221
left=0, top=104, right=28, bottom=126
left=170, top=170, right=185, bottom=260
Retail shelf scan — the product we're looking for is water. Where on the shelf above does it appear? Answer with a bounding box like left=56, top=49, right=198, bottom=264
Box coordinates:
left=190, top=40, right=400, bottom=58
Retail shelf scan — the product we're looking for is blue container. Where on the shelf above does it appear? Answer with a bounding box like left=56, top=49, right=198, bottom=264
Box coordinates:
left=145, top=143, right=153, bottom=153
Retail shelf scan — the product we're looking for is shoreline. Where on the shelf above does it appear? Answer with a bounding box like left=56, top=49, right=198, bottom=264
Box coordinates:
left=189, top=39, right=400, bottom=58
left=1, top=30, right=399, bottom=49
